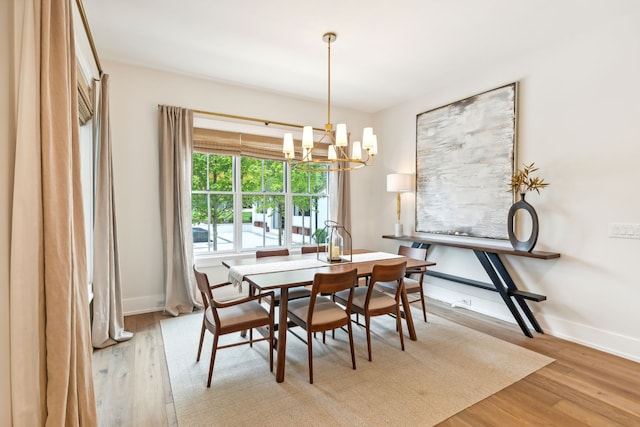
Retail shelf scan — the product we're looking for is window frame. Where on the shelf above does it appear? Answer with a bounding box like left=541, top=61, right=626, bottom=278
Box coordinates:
left=192, top=152, right=329, bottom=256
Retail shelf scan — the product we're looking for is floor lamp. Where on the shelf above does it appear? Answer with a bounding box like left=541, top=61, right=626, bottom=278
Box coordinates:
left=386, top=173, right=412, bottom=236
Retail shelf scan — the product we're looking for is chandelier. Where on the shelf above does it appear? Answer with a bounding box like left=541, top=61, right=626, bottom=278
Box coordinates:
left=282, top=32, right=378, bottom=172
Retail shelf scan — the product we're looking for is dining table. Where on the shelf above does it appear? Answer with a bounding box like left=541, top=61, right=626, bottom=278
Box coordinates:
left=222, top=249, right=436, bottom=383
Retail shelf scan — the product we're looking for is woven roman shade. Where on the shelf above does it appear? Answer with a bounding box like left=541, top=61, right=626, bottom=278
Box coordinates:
left=193, top=127, right=328, bottom=161
left=77, top=65, right=93, bottom=125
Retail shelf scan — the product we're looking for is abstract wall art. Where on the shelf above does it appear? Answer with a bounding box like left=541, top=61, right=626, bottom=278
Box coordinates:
left=415, top=83, right=517, bottom=239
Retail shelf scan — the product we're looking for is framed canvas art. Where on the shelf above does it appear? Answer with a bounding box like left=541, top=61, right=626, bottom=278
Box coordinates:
left=415, top=83, right=517, bottom=239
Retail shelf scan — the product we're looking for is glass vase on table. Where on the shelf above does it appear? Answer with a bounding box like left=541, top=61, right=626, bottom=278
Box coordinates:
left=320, top=220, right=352, bottom=263
left=329, top=227, right=343, bottom=262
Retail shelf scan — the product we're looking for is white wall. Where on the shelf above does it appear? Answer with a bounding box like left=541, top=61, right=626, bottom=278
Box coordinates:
left=104, top=61, right=372, bottom=313
left=363, top=12, right=640, bottom=361
left=0, top=0, right=13, bottom=423
left=107, top=10, right=640, bottom=361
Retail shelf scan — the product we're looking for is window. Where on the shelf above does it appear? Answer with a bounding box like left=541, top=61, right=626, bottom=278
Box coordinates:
left=192, top=152, right=328, bottom=255
left=291, top=166, right=329, bottom=246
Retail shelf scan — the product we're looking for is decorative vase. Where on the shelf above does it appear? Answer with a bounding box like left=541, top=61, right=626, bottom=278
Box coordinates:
left=319, top=220, right=352, bottom=263
left=328, top=223, right=344, bottom=261
left=507, top=193, right=539, bottom=252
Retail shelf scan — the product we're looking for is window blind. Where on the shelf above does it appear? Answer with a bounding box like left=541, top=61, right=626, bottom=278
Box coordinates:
left=77, top=65, right=93, bottom=125
left=193, top=127, right=329, bottom=161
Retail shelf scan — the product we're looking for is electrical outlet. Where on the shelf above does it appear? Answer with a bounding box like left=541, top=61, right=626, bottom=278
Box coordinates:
left=609, top=223, right=640, bottom=239
left=450, top=299, right=472, bottom=308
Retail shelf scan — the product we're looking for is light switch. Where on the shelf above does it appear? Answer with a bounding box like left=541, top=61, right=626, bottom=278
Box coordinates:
left=609, top=222, right=640, bottom=239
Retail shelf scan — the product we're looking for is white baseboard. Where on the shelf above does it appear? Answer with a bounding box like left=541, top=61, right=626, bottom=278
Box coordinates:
left=123, top=294, right=165, bottom=316
left=541, top=315, right=639, bottom=363
left=425, top=279, right=640, bottom=363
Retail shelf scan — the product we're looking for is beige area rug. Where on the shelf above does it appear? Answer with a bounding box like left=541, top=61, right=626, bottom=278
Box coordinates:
left=161, top=307, right=553, bottom=426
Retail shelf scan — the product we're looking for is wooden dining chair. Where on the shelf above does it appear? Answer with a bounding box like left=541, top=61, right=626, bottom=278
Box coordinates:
left=334, top=262, right=407, bottom=362
left=255, top=248, right=290, bottom=258
left=300, top=245, right=327, bottom=254
left=374, top=245, right=429, bottom=322
left=194, top=266, right=275, bottom=387
left=254, top=248, right=311, bottom=304
left=286, top=269, right=357, bottom=384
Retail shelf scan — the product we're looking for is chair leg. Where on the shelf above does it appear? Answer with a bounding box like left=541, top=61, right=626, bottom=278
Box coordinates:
left=307, top=330, right=314, bottom=384
left=347, top=321, right=356, bottom=370
left=365, top=315, right=372, bottom=362
left=207, top=334, right=219, bottom=387
left=197, top=318, right=206, bottom=361
left=269, top=322, right=274, bottom=373
left=249, top=327, right=253, bottom=347
left=419, top=288, right=428, bottom=322
left=396, top=306, right=405, bottom=351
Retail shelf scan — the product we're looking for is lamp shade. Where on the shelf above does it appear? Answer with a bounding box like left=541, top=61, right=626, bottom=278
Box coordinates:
left=283, top=133, right=294, bottom=160
left=302, top=126, right=314, bottom=149
left=335, top=123, right=348, bottom=146
left=351, top=141, right=362, bottom=160
left=386, top=173, right=412, bottom=192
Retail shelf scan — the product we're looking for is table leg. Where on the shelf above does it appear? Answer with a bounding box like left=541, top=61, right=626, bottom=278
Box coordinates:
left=400, top=287, right=417, bottom=341
left=487, top=253, right=544, bottom=334
left=275, top=288, right=288, bottom=382
left=474, top=250, right=533, bottom=338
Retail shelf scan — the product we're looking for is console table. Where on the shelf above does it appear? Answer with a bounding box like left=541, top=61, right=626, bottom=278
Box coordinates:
left=382, top=235, right=561, bottom=338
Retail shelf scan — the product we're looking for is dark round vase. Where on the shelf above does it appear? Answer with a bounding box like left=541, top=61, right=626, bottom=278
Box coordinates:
left=507, top=193, right=539, bottom=252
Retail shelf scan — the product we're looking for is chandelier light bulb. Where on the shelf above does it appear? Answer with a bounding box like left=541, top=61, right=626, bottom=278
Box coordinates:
left=369, top=135, right=378, bottom=156
left=302, top=126, right=314, bottom=149
left=283, top=133, right=294, bottom=156
left=335, top=123, right=348, bottom=147
left=328, top=145, right=337, bottom=160
left=352, top=141, right=362, bottom=160
left=362, top=127, right=373, bottom=150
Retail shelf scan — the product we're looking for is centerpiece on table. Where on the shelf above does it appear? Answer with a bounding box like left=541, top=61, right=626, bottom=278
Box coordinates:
left=320, top=220, right=352, bottom=263
left=507, top=162, right=549, bottom=252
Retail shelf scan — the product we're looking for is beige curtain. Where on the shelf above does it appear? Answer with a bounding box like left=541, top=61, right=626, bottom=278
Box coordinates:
left=330, top=166, right=352, bottom=232
left=159, top=105, right=202, bottom=316
left=10, top=0, right=97, bottom=425
left=91, top=74, right=133, bottom=348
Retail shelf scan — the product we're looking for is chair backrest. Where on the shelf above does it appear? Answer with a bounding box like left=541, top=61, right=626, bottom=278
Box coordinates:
left=369, top=262, right=407, bottom=301
left=308, top=269, right=357, bottom=320
left=256, top=248, right=290, bottom=258
left=398, top=245, right=427, bottom=260
left=301, top=245, right=327, bottom=254
left=193, top=266, right=212, bottom=310
left=194, top=266, right=231, bottom=327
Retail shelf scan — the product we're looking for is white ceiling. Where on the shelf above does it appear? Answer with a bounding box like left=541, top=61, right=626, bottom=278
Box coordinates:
left=83, top=0, right=636, bottom=113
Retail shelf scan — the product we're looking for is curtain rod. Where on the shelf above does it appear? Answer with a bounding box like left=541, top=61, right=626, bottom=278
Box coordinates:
left=193, top=109, right=324, bottom=132
left=75, top=0, right=103, bottom=75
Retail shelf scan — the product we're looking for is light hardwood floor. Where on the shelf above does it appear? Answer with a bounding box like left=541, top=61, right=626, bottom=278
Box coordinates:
left=92, top=299, right=640, bottom=426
